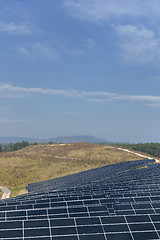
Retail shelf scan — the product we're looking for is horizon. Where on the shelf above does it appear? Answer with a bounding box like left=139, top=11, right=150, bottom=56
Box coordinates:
left=1, top=1, right=160, bottom=143
left=0, top=135, right=159, bottom=144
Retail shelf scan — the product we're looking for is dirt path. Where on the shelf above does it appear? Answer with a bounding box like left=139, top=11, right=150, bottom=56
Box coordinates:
left=117, top=147, right=160, bottom=163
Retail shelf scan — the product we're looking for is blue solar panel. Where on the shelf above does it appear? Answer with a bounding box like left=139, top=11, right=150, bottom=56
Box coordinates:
left=1, top=158, right=160, bottom=239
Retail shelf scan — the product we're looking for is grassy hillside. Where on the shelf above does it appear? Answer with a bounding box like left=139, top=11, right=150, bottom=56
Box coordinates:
left=0, top=190, right=2, bottom=199
left=0, top=143, right=147, bottom=197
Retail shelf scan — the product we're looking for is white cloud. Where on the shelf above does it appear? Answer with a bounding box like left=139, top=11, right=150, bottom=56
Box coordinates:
left=18, top=38, right=96, bottom=60
left=17, top=43, right=60, bottom=60
left=64, top=0, right=160, bottom=23
left=84, top=90, right=160, bottom=102
left=0, top=22, right=31, bottom=34
left=1, top=84, right=160, bottom=108
left=113, top=24, right=160, bottom=65
left=64, top=1, right=160, bottom=65
left=146, top=103, right=160, bottom=108
left=115, top=25, right=155, bottom=39
left=0, top=84, right=81, bottom=98
left=82, top=91, right=117, bottom=97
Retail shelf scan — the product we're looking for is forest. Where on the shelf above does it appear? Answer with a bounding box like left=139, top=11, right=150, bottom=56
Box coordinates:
left=116, top=143, right=160, bottom=158
left=0, top=141, right=32, bottom=152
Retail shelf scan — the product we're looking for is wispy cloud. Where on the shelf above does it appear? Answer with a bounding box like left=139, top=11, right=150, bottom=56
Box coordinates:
left=1, top=84, right=160, bottom=107
left=0, top=84, right=81, bottom=98
left=64, top=0, right=160, bottom=23
left=60, top=38, right=96, bottom=56
left=0, top=119, right=34, bottom=123
left=113, top=24, right=160, bottom=65
left=0, top=22, right=31, bottom=34
left=146, top=103, right=160, bottom=108
left=83, top=90, right=160, bottom=102
left=64, top=1, right=160, bottom=65
left=33, top=43, right=60, bottom=60
left=18, top=37, right=97, bottom=60
left=17, top=43, right=60, bottom=60
left=17, top=47, right=33, bottom=57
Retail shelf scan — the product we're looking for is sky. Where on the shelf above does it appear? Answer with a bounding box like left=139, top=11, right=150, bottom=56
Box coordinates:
left=1, top=0, right=160, bottom=142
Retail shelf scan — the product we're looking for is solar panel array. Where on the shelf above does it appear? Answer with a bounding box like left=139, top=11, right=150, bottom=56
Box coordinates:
left=1, top=158, right=160, bottom=239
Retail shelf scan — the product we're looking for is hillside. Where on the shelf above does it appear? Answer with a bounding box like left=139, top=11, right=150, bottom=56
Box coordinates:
left=0, top=143, right=150, bottom=197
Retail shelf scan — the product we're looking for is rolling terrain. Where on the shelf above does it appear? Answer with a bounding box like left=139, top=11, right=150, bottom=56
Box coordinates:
left=0, top=143, right=152, bottom=197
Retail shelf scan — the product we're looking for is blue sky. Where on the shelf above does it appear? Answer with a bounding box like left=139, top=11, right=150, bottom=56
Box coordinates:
left=1, top=0, right=160, bottom=142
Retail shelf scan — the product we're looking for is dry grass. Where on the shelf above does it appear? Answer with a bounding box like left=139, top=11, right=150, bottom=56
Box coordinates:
left=0, top=190, right=3, bottom=199
left=9, top=187, right=28, bottom=198
left=0, top=143, right=145, bottom=196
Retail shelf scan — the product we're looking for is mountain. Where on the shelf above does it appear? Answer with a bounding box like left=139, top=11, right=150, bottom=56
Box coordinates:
left=0, top=135, right=107, bottom=144
left=48, top=135, right=107, bottom=143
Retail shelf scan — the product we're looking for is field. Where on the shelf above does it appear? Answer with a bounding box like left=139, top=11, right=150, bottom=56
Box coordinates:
left=0, top=143, right=148, bottom=197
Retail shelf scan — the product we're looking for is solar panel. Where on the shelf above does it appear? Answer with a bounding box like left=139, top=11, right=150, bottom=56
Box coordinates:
left=1, top=214, right=160, bottom=239
left=1, top=158, right=160, bottom=239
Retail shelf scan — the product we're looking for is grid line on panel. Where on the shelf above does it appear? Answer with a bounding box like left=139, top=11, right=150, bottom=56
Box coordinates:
left=66, top=203, right=70, bottom=218
left=49, top=201, right=51, bottom=209
left=4, top=210, right=7, bottom=221
left=150, top=202, right=157, bottom=214
left=148, top=214, right=160, bottom=239
left=86, top=206, right=91, bottom=217
left=99, top=216, right=108, bottom=240
left=32, top=203, right=35, bottom=209
left=74, top=217, right=80, bottom=240
left=26, top=209, right=28, bottom=220
left=131, top=203, right=136, bottom=215
left=124, top=215, right=134, bottom=240
left=22, top=220, right=24, bottom=240
left=47, top=211, right=52, bottom=240
left=82, top=199, right=85, bottom=207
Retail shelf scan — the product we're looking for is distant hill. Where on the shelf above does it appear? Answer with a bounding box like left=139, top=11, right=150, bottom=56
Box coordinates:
left=0, top=137, right=38, bottom=144
left=0, top=135, right=107, bottom=144
left=47, top=135, right=107, bottom=143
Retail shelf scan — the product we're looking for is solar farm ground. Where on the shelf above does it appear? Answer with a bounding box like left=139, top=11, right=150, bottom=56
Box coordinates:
left=0, top=143, right=147, bottom=197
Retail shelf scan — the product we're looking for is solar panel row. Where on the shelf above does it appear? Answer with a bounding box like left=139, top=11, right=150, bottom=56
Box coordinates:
left=1, top=215, right=160, bottom=239
left=26, top=159, right=155, bottom=192
left=0, top=158, right=160, bottom=240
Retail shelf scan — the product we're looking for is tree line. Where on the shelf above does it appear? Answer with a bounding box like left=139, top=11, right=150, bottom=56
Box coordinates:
left=115, top=143, right=160, bottom=158
left=0, top=141, right=33, bottom=152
